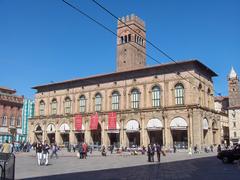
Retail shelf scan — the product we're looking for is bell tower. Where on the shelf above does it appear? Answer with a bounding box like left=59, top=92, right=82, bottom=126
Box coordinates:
left=116, top=14, right=146, bottom=72
left=228, top=67, right=240, bottom=107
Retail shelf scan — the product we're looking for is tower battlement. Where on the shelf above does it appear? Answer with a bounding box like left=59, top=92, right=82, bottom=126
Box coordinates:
left=118, top=14, right=145, bottom=29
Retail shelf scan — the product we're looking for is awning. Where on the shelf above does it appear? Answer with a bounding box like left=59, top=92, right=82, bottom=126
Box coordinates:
left=47, top=124, right=56, bottom=134
left=203, top=118, right=209, bottom=130
left=74, top=124, right=85, bottom=133
left=170, top=117, right=187, bottom=130
left=59, top=123, right=70, bottom=133
left=107, top=122, right=120, bottom=131
left=147, top=118, right=163, bottom=131
left=126, top=120, right=139, bottom=132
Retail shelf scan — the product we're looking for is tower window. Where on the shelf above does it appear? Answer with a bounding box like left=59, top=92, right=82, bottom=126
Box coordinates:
left=128, top=34, right=131, bottom=42
left=124, top=35, right=127, bottom=43
left=121, top=36, right=124, bottom=44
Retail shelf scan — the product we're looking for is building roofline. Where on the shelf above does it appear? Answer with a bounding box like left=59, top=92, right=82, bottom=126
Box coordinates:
left=0, top=86, right=16, bottom=94
left=32, top=59, right=218, bottom=90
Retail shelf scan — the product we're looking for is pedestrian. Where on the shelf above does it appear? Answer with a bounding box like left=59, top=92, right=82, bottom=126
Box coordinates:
left=78, top=143, right=83, bottom=159
left=82, top=142, right=88, bottom=159
left=101, top=145, right=106, bottom=156
left=173, top=145, right=176, bottom=153
left=1, top=140, right=11, bottom=153
left=73, top=144, right=76, bottom=153
left=194, top=145, right=198, bottom=154
left=217, top=144, right=221, bottom=153
left=36, top=142, right=43, bottom=166
left=110, top=145, right=114, bottom=154
left=156, top=144, right=162, bottom=162
left=42, top=141, right=50, bottom=166
left=50, top=143, right=58, bottom=159
left=147, top=144, right=151, bottom=162
left=210, top=145, right=213, bottom=152
left=151, top=144, right=155, bottom=162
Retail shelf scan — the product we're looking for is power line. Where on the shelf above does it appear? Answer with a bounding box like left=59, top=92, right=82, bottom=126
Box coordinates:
left=91, top=0, right=223, bottom=97
left=61, top=0, right=220, bottom=100
left=61, top=0, right=192, bottom=85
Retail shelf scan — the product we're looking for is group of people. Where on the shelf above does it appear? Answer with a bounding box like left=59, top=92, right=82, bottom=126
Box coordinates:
left=147, top=143, right=163, bottom=162
left=35, top=141, right=59, bottom=166
left=78, top=142, right=88, bottom=159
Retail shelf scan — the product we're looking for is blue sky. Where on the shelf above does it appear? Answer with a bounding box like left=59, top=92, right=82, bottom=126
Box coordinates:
left=0, top=0, right=239, bottom=99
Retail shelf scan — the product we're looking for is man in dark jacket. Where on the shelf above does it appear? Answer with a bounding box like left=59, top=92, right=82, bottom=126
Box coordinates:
left=36, top=142, right=43, bottom=165
left=156, top=144, right=162, bottom=162
left=147, top=144, right=152, bottom=162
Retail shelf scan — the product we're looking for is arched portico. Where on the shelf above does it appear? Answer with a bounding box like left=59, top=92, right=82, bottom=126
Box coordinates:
left=126, top=120, right=140, bottom=147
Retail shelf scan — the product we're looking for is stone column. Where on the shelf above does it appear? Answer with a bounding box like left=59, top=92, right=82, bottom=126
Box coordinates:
left=85, top=118, right=91, bottom=144
left=55, top=131, right=61, bottom=145
left=120, top=118, right=124, bottom=147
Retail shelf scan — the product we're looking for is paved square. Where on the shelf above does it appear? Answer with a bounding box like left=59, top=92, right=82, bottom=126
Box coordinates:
left=15, top=150, right=240, bottom=180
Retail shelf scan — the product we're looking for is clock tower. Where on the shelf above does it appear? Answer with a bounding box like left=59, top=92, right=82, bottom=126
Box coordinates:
left=116, top=14, right=146, bottom=72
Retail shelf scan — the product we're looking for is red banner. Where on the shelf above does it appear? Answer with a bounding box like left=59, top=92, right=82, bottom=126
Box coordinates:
left=108, top=112, right=117, bottom=129
left=90, top=113, right=98, bottom=130
left=75, top=114, right=82, bottom=131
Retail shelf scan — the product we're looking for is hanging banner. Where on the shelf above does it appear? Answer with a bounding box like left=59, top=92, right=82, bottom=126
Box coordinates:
left=90, top=113, right=98, bottom=130
left=75, top=114, right=82, bottom=131
left=108, top=112, right=117, bottom=129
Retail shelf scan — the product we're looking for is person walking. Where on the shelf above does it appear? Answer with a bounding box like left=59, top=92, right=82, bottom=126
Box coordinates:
left=82, top=143, right=88, bottom=159
left=36, top=142, right=43, bottom=166
left=173, top=145, right=177, bottom=153
left=147, top=144, right=152, bottom=162
left=101, top=145, right=106, bottom=156
left=217, top=144, right=221, bottom=153
left=42, top=141, right=50, bottom=166
left=1, top=140, right=11, bottom=153
left=151, top=144, right=155, bottom=162
left=50, top=143, right=58, bottom=159
left=156, top=144, right=162, bottom=162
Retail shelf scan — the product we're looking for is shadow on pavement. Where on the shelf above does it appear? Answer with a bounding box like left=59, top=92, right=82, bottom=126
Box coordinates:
left=25, top=156, right=240, bottom=180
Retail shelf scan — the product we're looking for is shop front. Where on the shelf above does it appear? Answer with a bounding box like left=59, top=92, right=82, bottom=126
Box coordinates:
left=34, top=125, right=43, bottom=142
left=147, top=118, right=163, bottom=145
left=126, top=119, right=140, bottom=147
left=59, top=123, right=70, bottom=147
left=170, top=117, right=188, bottom=149
left=46, top=124, right=56, bottom=144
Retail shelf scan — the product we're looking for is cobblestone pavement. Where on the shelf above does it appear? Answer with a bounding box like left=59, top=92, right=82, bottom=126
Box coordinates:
left=15, top=150, right=240, bottom=180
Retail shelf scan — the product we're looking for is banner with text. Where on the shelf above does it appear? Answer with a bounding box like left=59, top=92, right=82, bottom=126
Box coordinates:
left=75, top=114, right=82, bottom=131
left=108, top=112, right=117, bottom=129
left=90, top=113, right=99, bottom=130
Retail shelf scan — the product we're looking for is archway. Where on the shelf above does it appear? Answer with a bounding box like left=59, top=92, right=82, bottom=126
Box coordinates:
left=91, top=123, right=102, bottom=146
left=34, top=125, right=43, bottom=142
left=147, top=118, right=163, bottom=145
left=203, top=118, right=209, bottom=145
left=126, top=120, right=140, bottom=147
left=170, top=117, right=188, bottom=149
left=59, top=123, right=70, bottom=147
left=46, top=124, right=56, bottom=144
left=75, top=124, right=85, bottom=143
left=107, top=122, right=120, bottom=148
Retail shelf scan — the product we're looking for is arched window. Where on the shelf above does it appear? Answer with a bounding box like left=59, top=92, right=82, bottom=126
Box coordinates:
left=175, top=84, right=184, bottom=105
left=39, top=100, right=45, bottom=116
left=234, top=131, right=237, bottom=137
left=112, top=91, right=120, bottom=110
left=79, top=95, right=86, bottom=113
left=10, top=115, right=15, bottom=126
left=17, top=116, right=21, bottom=127
left=152, top=86, right=161, bottom=107
left=121, top=36, right=124, bottom=44
left=1, top=114, right=7, bottom=126
left=124, top=35, right=127, bottom=43
left=64, top=97, right=71, bottom=114
left=95, top=93, right=102, bottom=112
left=51, top=99, right=57, bottom=115
left=131, top=89, right=140, bottom=109
left=128, top=34, right=131, bottom=42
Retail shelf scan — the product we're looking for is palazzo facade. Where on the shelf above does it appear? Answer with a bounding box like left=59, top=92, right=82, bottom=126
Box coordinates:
left=29, top=15, right=224, bottom=149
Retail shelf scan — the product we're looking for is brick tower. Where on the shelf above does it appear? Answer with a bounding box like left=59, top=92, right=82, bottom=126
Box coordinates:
left=228, top=67, right=240, bottom=107
left=116, top=14, right=146, bottom=72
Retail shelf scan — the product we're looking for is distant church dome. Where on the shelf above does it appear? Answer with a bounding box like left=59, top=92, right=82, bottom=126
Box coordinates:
left=229, top=66, right=237, bottom=79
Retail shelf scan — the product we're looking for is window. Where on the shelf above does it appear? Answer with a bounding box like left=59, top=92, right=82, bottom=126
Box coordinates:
left=152, top=86, right=161, bottom=107
left=95, top=93, right=102, bottom=112
left=10, top=115, right=15, bottom=126
left=17, top=116, right=21, bottom=127
left=128, top=34, right=131, bottom=42
left=175, top=84, right=184, bottom=105
left=79, top=95, right=86, bottom=113
left=2, top=115, right=7, bottom=126
left=64, top=97, right=71, bottom=114
left=51, top=99, right=57, bottom=115
left=39, top=100, right=45, bottom=116
left=234, top=132, right=237, bottom=137
left=124, top=35, right=127, bottom=43
left=112, top=91, right=120, bottom=110
left=121, top=36, right=124, bottom=44
left=131, top=89, right=140, bottom=109
left=233, top=122, right=236, bottom=128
